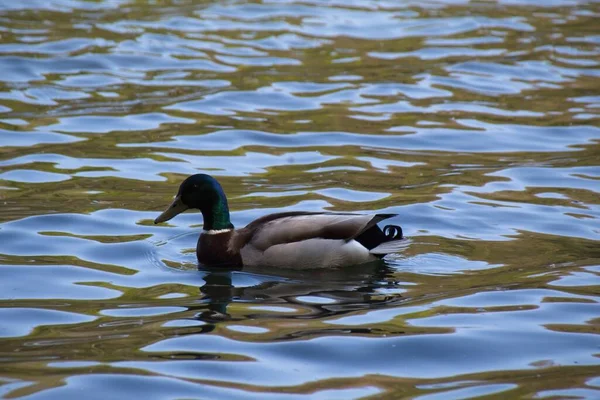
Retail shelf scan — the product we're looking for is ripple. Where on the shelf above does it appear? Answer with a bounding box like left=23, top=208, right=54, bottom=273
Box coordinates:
left=0, top=169, right=71, bottom=183
left=0, top=129, right=83, bottom=147
left=166, top=90, right=321, bottom=116
left=132, top=330, right=599, bottom=385
left=370, top=47, right=505, bottom=60
left=414, top=384, right=518, bottom=400
left=46, top=113, right=195, bottom=134
left=315, top=188, right=389, bottom=202
left=0, top=308, right=96, bottom=338
left=0, top=265, right=122, bottom=300
left=1, top=0, right=599, bottom=398
left=100, top=307, right=187, bottom=317
left=122, top=123, right=600, bottom=153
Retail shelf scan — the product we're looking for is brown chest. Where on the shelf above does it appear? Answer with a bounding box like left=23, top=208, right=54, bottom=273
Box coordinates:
left=197, top=231, right=242, bottom=267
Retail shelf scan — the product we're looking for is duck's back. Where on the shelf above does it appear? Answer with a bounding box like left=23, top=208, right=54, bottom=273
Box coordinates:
left=232, top=212, right=403, bottom=269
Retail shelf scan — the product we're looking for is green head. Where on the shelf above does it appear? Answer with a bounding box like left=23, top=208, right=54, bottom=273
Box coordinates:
left=154, top=174, right=233, bottom=231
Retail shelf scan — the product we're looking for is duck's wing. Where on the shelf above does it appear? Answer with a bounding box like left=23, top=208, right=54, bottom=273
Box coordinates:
left=232, top=212, right=397, bottom=252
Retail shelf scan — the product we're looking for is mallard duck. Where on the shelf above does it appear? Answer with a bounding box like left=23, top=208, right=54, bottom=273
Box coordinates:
left=154, top=174, right=405, bottom=269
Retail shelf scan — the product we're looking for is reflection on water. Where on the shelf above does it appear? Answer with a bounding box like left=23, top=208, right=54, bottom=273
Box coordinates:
left=1, top=0, right=599, bottom=398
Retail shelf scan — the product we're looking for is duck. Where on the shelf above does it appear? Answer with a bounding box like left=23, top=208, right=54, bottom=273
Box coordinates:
left=154, top=174, right=406, bottom=269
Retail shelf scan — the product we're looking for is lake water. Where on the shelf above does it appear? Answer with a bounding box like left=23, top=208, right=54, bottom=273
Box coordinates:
left=1, top=0, right=599, bottom=399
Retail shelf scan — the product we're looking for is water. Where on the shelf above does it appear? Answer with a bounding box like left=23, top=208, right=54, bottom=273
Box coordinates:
left=1, top=0, right=599, bottom=398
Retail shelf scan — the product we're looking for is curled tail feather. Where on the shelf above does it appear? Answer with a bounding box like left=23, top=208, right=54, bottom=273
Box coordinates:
left=383, top=225, right=403, bottom=240
left=353, top=219, right=405, bottom=257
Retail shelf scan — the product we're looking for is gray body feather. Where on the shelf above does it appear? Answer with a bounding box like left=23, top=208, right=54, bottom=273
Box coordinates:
left=228, top=212, right=404, bottom=269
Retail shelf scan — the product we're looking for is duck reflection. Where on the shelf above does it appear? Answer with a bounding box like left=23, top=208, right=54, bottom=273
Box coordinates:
left=193, top=261, right=405, bottom=326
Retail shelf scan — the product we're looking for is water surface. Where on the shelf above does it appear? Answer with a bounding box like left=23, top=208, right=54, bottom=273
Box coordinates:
left=1, top=0, right=599, bottom=399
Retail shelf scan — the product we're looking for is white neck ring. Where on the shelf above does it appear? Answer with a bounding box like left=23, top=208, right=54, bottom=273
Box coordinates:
left=203, top=228, right=233, bottom=235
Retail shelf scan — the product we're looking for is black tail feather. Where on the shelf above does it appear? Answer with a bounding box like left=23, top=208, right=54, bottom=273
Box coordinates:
left=354, top=223, right=403, bottom=253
